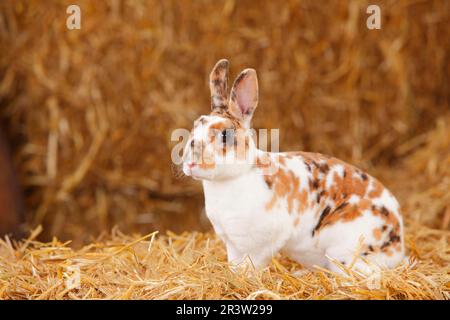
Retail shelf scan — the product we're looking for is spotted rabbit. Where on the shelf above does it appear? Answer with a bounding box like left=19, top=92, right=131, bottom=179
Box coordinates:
left=182, top=59, right=405, bottom=274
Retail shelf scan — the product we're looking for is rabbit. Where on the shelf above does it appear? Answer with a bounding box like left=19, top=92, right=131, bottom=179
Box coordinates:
left=0, top=128, right=25, bottom=237
left=182, top=59, right=405, bottom=275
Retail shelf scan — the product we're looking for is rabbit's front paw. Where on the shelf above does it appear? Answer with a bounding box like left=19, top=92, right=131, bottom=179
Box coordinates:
left=226, top=245, right=271, bottom=272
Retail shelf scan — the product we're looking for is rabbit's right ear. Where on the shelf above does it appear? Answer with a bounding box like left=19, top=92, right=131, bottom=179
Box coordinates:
left=209, top=59, right=229, bottom=111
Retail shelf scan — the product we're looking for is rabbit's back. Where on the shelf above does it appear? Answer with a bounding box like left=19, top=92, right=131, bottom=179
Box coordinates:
left=258, top=151, right=405, bottom=270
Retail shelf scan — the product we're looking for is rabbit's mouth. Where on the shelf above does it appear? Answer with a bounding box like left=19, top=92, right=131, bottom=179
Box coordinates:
left=182, top=162, right=215, bottom=181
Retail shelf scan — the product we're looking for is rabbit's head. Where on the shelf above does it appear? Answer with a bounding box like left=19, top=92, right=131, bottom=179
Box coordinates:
left=182, top=59, right=259, bottom=181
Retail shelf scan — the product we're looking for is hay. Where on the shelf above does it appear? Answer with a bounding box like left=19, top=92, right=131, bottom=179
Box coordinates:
left=0, top=0, right=448, bottom=300
left=0, top=0, right=449, bottom=241
left=0, top=222, right=448, bottom=300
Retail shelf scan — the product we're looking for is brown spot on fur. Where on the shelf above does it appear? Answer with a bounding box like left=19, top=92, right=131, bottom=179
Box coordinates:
left=198, top=161, right=215, bottom=170
left=208, top=123, right=223, bottom=133
left=255, top=153, right=278, bottom=175
left=264, top=165, right=309, bottom=214
left=373, top=228, right=382, bottom=240
left=264, top=175, right=273, bottom=189
left=318, top=163, right=330, bottom=174
left=210, top=110, right=243, bottom=129
left=265, top=194, right=277, bottom=211
left=342, top=170, right=369, bottom=197
left=368, top=180, right=384, bottom=198
left=198, top=156, right=216, bottom=170
left=297, top=190, right=309, bottom=212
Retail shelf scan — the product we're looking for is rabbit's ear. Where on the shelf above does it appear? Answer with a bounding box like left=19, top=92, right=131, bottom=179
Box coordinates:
left=228, top=68, right=258, bottom=127
left=209, top=59, right=229, bottom=111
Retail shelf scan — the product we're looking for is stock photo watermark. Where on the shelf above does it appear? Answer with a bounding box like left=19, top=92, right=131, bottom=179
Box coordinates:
left=367, top=4, right=381, bottom=30
left=64, top=265, right=81, bottom=290
left=66, top=4, right=381, bottom=31
left=66, top=4, right=81, bottom=30
left=171, top=126, right=281, bottom=176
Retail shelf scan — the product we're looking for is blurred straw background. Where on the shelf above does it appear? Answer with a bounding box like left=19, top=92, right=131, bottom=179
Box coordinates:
left=0, top=0, right=449, bottom=300
left=0, top=0, right=449, bottom=245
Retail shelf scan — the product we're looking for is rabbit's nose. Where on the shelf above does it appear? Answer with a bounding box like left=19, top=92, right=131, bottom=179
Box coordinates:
left=187, top=161, right=196, bottom=168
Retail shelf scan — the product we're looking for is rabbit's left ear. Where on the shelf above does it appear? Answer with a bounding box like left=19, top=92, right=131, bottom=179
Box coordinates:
left=228, top=69, right=258, bottom=127
left=210, top=59, right=229, bottom=111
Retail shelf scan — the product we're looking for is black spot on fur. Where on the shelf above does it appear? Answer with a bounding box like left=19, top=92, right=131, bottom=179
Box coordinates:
left=334, top=202, right=348, bottom=212
left=312, top=179, right=320, bottom=189
left=316, top=191, right=325, bottom=204
left=318, top=163, right=330, bottom=174
left=212, top=78, right=222, bottom=87
left=233, top=72, right=246, bottom=86
left=380, top=231, right=400, bottom=250
left=230, top=90, right=237, bottom=102
left=360, top=173, right=368, bottom=181
left=380, top=242, right=389, bottom=250
left=312, top=206, right=331, bottom=236
left=389, top=230, right=401, bottom=243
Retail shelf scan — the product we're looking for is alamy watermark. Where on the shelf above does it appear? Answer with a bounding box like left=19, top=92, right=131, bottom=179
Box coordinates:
left=171, top=126, right=280, bottom=175
left=64, top=265, right=81, bottom=290
left=367, top=5, right=381, bottom=30
left=66, top=4, right=381, bottom=31
left=66, top=5, right=81, bottom=30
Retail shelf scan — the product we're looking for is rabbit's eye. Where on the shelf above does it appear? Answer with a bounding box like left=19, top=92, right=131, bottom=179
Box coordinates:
left=221, top=129, right=234, bottom=145
left=221, top=130, right=228, bottom=144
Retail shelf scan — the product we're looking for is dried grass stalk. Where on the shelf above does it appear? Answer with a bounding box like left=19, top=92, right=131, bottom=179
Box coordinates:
left=0, top=223, right=448, bottom=300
